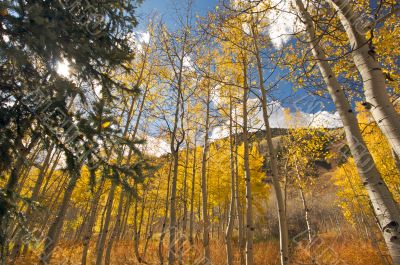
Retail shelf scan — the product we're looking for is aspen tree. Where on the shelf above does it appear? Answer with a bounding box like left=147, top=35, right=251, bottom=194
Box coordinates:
left=294, top=1, right=400, bottom=263
left=328, top=0, right=400, bottom=158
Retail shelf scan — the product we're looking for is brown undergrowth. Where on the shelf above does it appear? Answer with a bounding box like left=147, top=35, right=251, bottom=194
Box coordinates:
left=13, top=232, right=387, bottom=265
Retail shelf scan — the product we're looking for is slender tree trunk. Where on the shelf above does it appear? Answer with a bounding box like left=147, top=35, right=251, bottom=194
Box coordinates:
left=241, top=61, right=254, bottom=265
left=167, top=38, right=186, bottom=264
left=298, top=181, right=312, bottom=244
left=392, top=149, right=400, bottom=172
left=40, top=151, right=62, bottom=197
left=30, top=145, right=55, bottom=200
left=179, top=144, right=190, bottom=265
left=295, top=1, right=400, bottom=263
left=0, top=134, right=39, bottom=263
left=329, top=0, right=400, bottom=158
left=234, top=107, right=245, bottom=264
left=138, top=188, right=149, bottom=262
left=159, top=159, right=173, bottom=264
left=104, top=191, right=124, bottom=265
left=100, top=91, right=139, bottom=264
left=133, top=188, right=144, bottom=263
left=119, top=195, right=132, bottom=240
left=294, top=161, right=314, bottom=264
left=251, top=24, right=289, bottom=265
left=81, top=178, right=105, bottom=265
left=143, top=180, right=161, bottom=260
left=189, top=139, right=197, bottom=246
left=38, top=173, right=68, bottom=233
left=226, top=95, right=236, bottom=265
left=168, top=149, right=180, bottom=265
left=10, top=144, right=55, bottom=260
left=39, top=168, right=80, bottom=265
left=74, top=203, right=90, bottom=242
left=95, top=181, right=116, bottom=265
left=95, top=186, right=109, bottom=253
left=200, top=87, right=211, bottom=264
left=15, top=141, right=43, bottom=196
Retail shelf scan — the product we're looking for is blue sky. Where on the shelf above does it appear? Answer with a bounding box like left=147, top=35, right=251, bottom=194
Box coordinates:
left=136, top=0, right=218, bottom=29
left=134, top=0, right=341, bottom=128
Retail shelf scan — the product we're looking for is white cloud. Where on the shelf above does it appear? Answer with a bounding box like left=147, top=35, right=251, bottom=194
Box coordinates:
left=266, top=0, right=298, bottom=49
left=139, top=31, right=151, bottom=44
left=233, top=0, right=300, bottom=49
left=183, top=55, right=194, bottom=70
left=127, top=31, right=151, bottom=53
left=264, top=100, right=342, bottom=128
left=210, top=99, right=342, bottom=140
left=210, top=125, right=230, bottom=140
left=142, top=135, right=170, bottom=157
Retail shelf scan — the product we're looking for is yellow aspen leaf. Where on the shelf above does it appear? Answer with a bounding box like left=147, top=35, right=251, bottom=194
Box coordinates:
left=102, top=121, right=111, bottom=129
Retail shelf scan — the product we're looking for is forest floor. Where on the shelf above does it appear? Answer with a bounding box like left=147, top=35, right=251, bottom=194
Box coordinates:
left=13, top=230, right=387, bottom=265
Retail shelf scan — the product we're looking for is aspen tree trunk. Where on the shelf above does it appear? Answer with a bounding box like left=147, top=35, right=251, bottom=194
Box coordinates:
left=143, top=212, right=154, bottom=260
left=159, top=160, right=173, bottom=264
left=81, top=178, right=106, bottom=265
left=0, top=134, right=39, bottom=242
left=251, top=24, right=289, bottom=265
left=242, top=61, right=254, bottom=265
left=200, top=87, right=211, bottom=264
left=14, top=141, right=43, bottom=196
left=142, top=211, right=152, bottom=259
left=294, top=162, right=314, bottom=263
left=225, top=95, right=236, bottom=265
left=392, top=149, right=400, bottom=173
left=30, top=144, right=55, bottom=200
left=198, top=189, right=202, bottom=237
left=74, top=203, right=90, bottom=241
left=10, top=144, right=55, bottom=260
left=96, top=98, right=135, bottom=265
left=39, top=168, right=81, bottom=265
left=39, top=151, right=62, bottom=197
left=167, top=39, right=186, bottom=265
left=1, top=136, right=38, bottom=263
left=104, top=192, right=124, bottom=265
left=143, top=217, right=154, bottom=259
left=38, top=173, right=68, bottom=232
left=98, top=91, right=140, bottom=263
left=119, top=195, right=132, bottom=240
left=328, top=0, right=400, bottom=158
left=95, top=181, right=117, bottom=265
left=189, top=139, right=197, bottom=246
left=168, top=150, right=180, bottom=265
left=295, top=1, right=400, bottom=263
left=297, top=178, right=312, bottom=244
left=133, top=187, right=144, bottom=263
left=143, top=180, right=161, bottom=260
left=179, top=144, right=190, bottom=265
left=235, top=107, right=245, bottom=264
left=138, top=189, right=148, bottom=254
left=133, top=185, right=150, bottom=264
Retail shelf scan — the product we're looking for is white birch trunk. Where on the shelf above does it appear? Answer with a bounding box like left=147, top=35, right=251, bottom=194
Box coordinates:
left=225, top=95, right=236, bottom=265
left=329, top=0, right=400, bottom=158
left=242, top=61, right=254, bottom=265
left=295, top=1, right=400, bottom=263
left=251, top=23, right=289, bottom=265
left=201, top=87, right=211, bottom=264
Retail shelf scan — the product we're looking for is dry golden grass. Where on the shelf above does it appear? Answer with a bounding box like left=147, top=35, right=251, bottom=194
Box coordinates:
left=13, top=232, right=388, bottom=265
